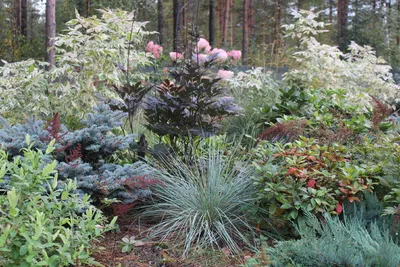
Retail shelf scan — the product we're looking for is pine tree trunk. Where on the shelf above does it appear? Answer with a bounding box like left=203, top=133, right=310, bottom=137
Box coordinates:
left=209, top=0, right=215, bottom=46
left=45, top=0, right=56, bottom=69
left=230, top=0, right=234, bottom=47
left=222, top=0, right=230, bottom=46
left=87, top=0, right=91, bottom=16
left=158, top=0, right=164, bottom=45
left=337, top=0, right=349, bottom=51
left=263, top=0, right=268, bottom=45
left=218, top=0, right=223, bottom=47
left=329, top=0, right=333, bottom=23
left=249, top=0, right=254, bottom=45
left=275, top=0, right=281, bottom=50
left=242, top=0, right=249, bottom=65
left=173, top=0, right=183, bottom=52
left=397, top=0, right=400, bottom=45
left=21, top=0, right=27, bottom=37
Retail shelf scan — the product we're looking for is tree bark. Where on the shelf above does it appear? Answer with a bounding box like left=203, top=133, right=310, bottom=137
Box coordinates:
left=45, top=0, right=56, bottom=69
left=248, top=0, right=254, bottom=45
left=242, top=0, right=249, bottom=65
left=173, top=0, right=183, bottom=52
left=230, top=0, right=234, bottom=47
left=218, top=0, right=223, bottom=46
left=275, top=0, right=281, bottom=50
left=209, top=0, right=215, bottom=46
left=397, top=0, right=400, bottom=45
left=21, top=0, right=27, bottom=37
left=158, top=0, right=164, bottom=45
left=329, top=0, right=333, bottom=23
left=222, top=0, right=230, bottom=46
left=263, top=0, right=268, bottom=45
left=87, top=0, right=91, bottom=16
left=337, top=0, right=349, bottom=51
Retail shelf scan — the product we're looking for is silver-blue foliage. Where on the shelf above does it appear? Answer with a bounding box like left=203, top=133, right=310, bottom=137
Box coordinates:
left=0, top=104, right=154, bottom=203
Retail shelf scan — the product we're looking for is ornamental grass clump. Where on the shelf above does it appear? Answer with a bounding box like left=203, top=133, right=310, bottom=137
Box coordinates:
left=142, top=148, right=257, bottom=255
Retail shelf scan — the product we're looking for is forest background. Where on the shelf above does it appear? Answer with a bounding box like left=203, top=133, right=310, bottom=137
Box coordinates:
left=2, top=0, right=400, bottom=70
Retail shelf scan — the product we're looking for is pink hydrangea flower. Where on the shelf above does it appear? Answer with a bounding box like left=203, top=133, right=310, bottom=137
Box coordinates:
left=193, top=53, right=209, bottom=64
left=169, top=52, right=184, bottom=62
left=146, top=41, right=163, bottom=59
left=228, top=50, right=242, bottom=61
left=210, top=48, right=228, bottom=63
left=197, top=38, right=211, bottom=53
left=217, top=70, right=234, bottom=80
left=146, top=41, right=154, bottom=52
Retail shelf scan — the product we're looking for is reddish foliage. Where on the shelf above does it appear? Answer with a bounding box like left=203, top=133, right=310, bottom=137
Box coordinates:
left=329, top=125, right=356, bottom=144
left=256, top=120, right=307, bottom=144
left=112, top=203, right=137, bottom=216
left=336, top=203, right=343, bottom=214
left=307, top=179, right=316, bottom=188
left=41, top=113, right=67, bottom=142
left=123, top=175, right=164, bottom=190
left=66, top=143, right=83, bottom=163
left=371, top=96, right=392, bottom=131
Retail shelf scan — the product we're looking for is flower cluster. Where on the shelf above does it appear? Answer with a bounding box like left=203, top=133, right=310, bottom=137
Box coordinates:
left=147, top=37, right=241, bottom=82
left=169, top=52, right=184, bottom=62
left=146, top=41, right=163, bottom=59
left=192, top=38, right=241, bottom=64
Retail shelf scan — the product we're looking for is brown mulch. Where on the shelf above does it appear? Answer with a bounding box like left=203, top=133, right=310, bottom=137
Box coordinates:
left=86, top=217, right=251, bottom=267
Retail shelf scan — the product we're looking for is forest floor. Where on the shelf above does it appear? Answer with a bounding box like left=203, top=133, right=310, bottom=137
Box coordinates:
left=87, top=216, right=251, bottom=267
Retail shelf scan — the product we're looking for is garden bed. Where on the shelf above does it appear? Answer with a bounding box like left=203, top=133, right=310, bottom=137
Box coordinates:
left=87, top=217, right=249, bottom=267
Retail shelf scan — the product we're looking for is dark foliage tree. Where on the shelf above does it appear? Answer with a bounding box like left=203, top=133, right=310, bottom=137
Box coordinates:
left=143, top=60, right=241, bottom=159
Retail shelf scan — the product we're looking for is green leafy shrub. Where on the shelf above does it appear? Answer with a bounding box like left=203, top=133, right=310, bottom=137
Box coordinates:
left=257, top=88, right=394, bottom=145
left=283, top=10, right=399, bottom=106
left=253, top=137, right=380, bottom=220
left=0, top=9, right=153, bottom=123
left=0, top=139, right=116, bottom=266
left=352, top=134, right=400, bottom=216
left=141, top=146, right=257, bottom=255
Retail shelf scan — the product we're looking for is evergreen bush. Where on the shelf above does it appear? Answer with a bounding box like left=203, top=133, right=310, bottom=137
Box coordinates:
left=268, top=208, right=400, bottom=267
left=0, top=104, right=155, bottom=204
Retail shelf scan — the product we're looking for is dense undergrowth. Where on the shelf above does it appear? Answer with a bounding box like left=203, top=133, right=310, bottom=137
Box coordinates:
left=0, top=9, right=400, bottom=267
